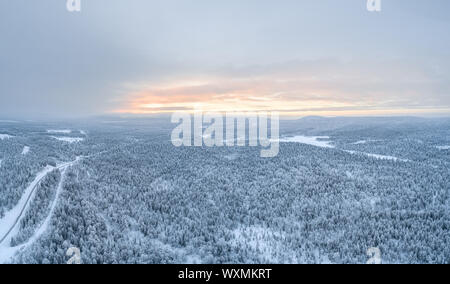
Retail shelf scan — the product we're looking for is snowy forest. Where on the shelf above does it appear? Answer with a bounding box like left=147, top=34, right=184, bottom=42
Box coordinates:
left=0, top=116, right=449, bottom=264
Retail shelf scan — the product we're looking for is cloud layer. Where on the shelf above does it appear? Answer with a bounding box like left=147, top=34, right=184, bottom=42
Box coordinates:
left=118, top=58, right=450, bottom=115
left=1, top=0, right=449, bottom=118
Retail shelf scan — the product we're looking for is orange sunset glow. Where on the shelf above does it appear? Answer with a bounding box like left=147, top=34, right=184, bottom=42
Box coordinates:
left=114, top=78, right=450, bottom=117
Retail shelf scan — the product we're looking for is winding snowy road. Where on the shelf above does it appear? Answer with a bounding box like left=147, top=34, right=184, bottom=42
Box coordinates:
left=0, top=157, right=81, bottom=263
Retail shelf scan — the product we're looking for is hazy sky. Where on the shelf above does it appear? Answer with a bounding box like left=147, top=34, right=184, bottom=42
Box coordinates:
left=1, top=0, right=450, bottom=118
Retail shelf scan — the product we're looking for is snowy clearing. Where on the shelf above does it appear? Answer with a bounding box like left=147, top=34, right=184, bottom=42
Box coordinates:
left=47, top=130, right=71, bottom=134
left=21, top=146, right=30, bottom=155
left=51, top=136, right=84, bottom=143
left=352, top=139, right=383, bottom=145
left=279, top=136, right=335, bottom=148
left=436, top=146, right=450, bottom=150
left=344, top=150, right=408, bottom=162
left=0, top=134, right=14, bottom=140
left=224, top=153, right=240, bottom=161
left=230, top=225, right=305, bottom=263
left=366, top=153, right=407, bottom=162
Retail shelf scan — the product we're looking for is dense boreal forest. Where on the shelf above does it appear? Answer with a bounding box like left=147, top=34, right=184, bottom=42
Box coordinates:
left=1, top=117, right=449, bottom=264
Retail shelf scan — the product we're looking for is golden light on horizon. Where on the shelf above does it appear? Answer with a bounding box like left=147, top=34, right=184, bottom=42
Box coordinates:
left=113, top=78, right=450, bottom=117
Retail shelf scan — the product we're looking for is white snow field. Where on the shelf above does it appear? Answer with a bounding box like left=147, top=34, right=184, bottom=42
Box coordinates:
left=0, top=134, right=14, bottom=140
left=0, top=158, right=80, bottom=263
left=21, top=146, right=30, bottom=155
left=47, top=130, right=71, bottom=134
left=344, top=150, right=408, bottom=162
left=436, top=146, right=450, bottom=150
left=279, top=136, right=335, bottom=148
left=50, top=136, right=84, bottom=143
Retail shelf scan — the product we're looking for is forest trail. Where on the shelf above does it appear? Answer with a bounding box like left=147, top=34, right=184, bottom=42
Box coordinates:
left=0, top=157, right=80, bottom=263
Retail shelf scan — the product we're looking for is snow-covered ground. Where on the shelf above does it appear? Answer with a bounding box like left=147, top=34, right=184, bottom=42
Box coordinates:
left=436, top=146, right=450, bottom=150
left=0, top=166, right=55, bottom=244
left=230, top=225, right=306, bottom=263
left=21, top=146, right=30, bottom=155
left=351, top=139, right=384, bottom=145
left=0, top=170, right=67, bottom=264
left=24, top=167, right=68, bottom=248
left=278, top=136, right=408, bottom=162
left=47, top=130, right=71, bottom=134
left=0, top=158, right=80, bottom=263
left=344, top=150, right=408, bottom=162
left=79, top=130, right=87, bottom=135
left=224, top=153, right=240, bottom=161
left=0, top=134, right=14, bottom=140
left=279, top=136, right=335, bottom=148
left=365, top=153, right=407, bottom=162
left=51, top=136, right=84, bottom=143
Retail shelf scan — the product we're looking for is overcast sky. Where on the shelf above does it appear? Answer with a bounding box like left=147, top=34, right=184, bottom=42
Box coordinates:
left=1, top=0, right=449, bottom=119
